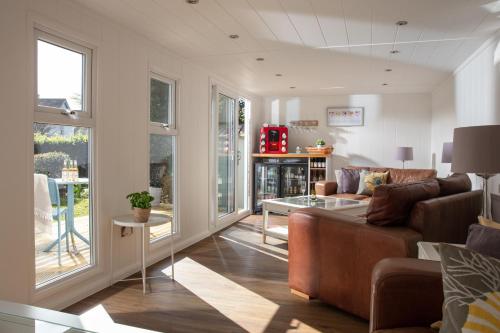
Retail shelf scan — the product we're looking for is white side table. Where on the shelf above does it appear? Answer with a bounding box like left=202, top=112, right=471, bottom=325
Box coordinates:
left=417, top=241, right=465, bottom=261
left=111, top=214, right=174, bottom=294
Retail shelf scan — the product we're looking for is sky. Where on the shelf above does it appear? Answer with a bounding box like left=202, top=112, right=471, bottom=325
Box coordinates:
left=37, top=40, right=83, bottom=111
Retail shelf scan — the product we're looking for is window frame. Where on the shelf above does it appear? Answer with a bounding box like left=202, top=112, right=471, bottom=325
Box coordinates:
left=33, top=27, right=97, bottom=289
left=149, top=73, right=176, bottom=131
left=35, top=29, right=93, bottom=119
left=148, top=71, right=178, bottom=243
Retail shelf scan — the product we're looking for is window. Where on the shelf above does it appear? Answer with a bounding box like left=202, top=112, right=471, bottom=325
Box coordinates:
left=150, top=74, right=175, bottom=128
left=149, top=73, right=177, bottom=242
left=36, top=30, right=92, bottom=116
left=33, top=30, right=94, bottom=287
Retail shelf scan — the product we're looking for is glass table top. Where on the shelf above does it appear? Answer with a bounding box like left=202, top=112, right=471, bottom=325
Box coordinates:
left=264, top=196, right=367, bottom=209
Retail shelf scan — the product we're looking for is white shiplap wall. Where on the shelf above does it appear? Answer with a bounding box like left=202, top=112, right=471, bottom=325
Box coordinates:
left=262, top=93, right=433, bottom=169
left=431, top=34, right=500, bottom=191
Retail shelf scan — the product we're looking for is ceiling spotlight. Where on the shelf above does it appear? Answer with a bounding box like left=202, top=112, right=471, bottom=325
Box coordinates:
left=290, top=86, right=296, bottom=89
left=256, top=57, right=264, bottom=61
left=186, top=0, right=199, bottom=3
left=390, top=50, right=400, bottom=54
left=229, top=34, right=239, bottom=39
left=382, top=83, right=389, bottom=86
left=385, top=68, right=392, bottom=72
left=275, top=73, right=282, bottom=77
left=396, top=20, right=408, bottom=26
left=320, top=86, right=345, bottom=90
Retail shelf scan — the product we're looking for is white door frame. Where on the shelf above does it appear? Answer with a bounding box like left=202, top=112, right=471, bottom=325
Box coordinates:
left=209, top=82, right=251, bottom=231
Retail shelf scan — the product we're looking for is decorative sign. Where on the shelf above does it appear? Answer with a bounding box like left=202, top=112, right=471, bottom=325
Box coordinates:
left=327, top=107, right=364, bottom=127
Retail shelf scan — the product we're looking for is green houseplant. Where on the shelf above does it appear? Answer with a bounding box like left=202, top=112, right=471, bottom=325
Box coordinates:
left=126, top=191, right=154, bottom=222
left=315, top=139, right=326, bottom=148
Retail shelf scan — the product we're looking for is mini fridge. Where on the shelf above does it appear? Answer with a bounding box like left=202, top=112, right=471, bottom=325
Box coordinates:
left=253, top=158, right=308, bottom=213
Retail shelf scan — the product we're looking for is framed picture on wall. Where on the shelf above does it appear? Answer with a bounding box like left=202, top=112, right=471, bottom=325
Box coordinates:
left=327, top=107, right=364, bottom=126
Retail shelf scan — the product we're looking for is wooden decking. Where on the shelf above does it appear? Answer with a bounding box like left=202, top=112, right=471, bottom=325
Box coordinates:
left=65, top=215, right=368, bottom=333
left=36, top=208, right=172, bottom=285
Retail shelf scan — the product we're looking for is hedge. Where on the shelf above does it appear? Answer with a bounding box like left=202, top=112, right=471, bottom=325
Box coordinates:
left=34, top=133, right=88, bottom=177
left=34, top=152, right=70, bottom=178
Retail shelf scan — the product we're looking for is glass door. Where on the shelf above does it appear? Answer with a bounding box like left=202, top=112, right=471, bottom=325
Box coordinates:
left=254, top=163, right=279, bottom=212
left=217, top=93, right=237, bottom=218
left=280, top=164, right=308, bottom=198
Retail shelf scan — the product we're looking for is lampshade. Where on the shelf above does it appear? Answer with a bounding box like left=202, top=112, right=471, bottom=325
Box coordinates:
left=395, top=147, right=413, bottom=161
left=451, top=125, right=500, bottom=174
left=441, top=142, right=453, bottom=163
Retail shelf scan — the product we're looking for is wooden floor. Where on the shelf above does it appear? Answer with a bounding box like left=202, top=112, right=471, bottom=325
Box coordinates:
left=65, top=215, right=368, bottom=333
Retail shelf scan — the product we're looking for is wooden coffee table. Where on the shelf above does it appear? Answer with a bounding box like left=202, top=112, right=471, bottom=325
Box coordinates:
left=261, top=195, right=369, bottom=243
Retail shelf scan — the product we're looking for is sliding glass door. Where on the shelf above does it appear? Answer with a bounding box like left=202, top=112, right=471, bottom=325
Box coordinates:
left=217, top=93, right=236, bottom=218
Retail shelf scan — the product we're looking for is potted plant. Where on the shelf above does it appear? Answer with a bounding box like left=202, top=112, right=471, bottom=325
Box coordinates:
left=316, top=139, right=326, bottom=148
left=126, top=191, right=154, bottom=222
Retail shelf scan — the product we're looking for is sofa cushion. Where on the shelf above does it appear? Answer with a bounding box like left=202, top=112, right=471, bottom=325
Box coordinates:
left=357, top=170, right=389, bottom=195
left=334, top=169, right=343, bottom=194
left=466, top=223, right=500, bottom=260
left=437, top=173, right=471, bottom=196
left=440, top=244, right=500, bottom=333
left=388, top=169, right=436, bottom=184
left=367, top=179, right=440, bottom=226
left=340, top=168, right=361, bottom=194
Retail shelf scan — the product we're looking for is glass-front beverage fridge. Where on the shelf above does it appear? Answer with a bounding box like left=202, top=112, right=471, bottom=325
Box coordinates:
left=253, top=158, right=308, bottom=213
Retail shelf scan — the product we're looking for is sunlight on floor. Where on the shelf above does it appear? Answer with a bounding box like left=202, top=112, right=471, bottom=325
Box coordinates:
left=162, top=257, right=280, bottom=333
left=219, top=235, right=288, bottom=262
left=287, top=319, right=323, bottom=333
left=79, top=304, right=158, bottom=333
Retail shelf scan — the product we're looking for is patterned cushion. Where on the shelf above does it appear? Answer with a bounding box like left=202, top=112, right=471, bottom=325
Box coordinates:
left=440, top=244, right=500, bottom=333
left=357, top=170, right=388, bottom=195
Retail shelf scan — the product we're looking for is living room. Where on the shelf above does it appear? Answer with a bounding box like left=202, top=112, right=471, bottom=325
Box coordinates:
left=0, top=0, right=499, bottom=332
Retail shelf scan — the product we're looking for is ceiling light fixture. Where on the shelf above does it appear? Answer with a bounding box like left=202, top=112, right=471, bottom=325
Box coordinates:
left=382, top=83, right=389, bottom=86
left=390, top=50, right=400, bottom=54
left=320, top=86, right=345, bottom=90
left=275, top=74, right=282, bottom=77
left=290, top=86, right=296, bottom=89
left=256, top=57, right=264, bottom=61
left=229, top=34, right=239, bottom=39
left=186, top=0, right=199, bottom=4
left=385, top=68, right=392, bottom=72
left=396, top=20, right=408, bottom=26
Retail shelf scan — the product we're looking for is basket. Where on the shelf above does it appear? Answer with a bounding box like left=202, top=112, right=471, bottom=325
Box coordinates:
left=305, top=146, right=334, bottom=155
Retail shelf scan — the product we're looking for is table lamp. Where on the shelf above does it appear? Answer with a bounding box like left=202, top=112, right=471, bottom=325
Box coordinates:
left=441, top=142, right=453, bottom=163
left=395, top=147, right=413, bottom=169
left=441, top=142, right=453, bottom=175
left=451, top=125, right=500, bottom=218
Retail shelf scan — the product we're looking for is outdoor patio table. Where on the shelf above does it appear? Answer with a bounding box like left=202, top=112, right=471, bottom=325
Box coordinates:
left=45, top=178, right=90, bottom=253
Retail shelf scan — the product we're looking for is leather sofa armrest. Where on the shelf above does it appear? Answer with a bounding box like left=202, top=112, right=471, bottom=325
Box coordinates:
left=370, top=258, right=443, bottom=333
left=408, top=190, right=482, bottom=243
left=315, top=181, right=338, bottom=196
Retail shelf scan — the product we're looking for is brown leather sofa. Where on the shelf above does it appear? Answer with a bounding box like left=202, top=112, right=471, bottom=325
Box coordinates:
left=370, top=258, right=442, bottom=333
left=316, top=166, right=437, bottom=201
left=288, top=173, right=482, bottom=320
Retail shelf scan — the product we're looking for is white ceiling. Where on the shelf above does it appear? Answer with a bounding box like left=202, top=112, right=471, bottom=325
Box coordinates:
left=76, top=0, right=500, bottom=96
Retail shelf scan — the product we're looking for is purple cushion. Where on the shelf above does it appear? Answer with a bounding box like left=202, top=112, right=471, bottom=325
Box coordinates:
left=466, top=224, right=500, bottom=260
left=340, top=168, right=360, bottom=194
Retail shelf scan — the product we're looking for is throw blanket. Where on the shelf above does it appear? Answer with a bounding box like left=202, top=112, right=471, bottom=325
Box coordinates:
left=34, top=174, right=52, bottom=235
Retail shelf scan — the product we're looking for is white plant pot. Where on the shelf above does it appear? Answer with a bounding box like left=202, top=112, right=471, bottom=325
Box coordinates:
left=317, top=145, right=325, bottom=148
left=149, top=187, right=162, bottom=206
